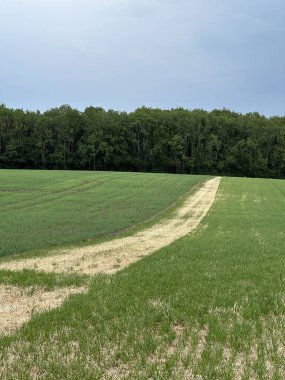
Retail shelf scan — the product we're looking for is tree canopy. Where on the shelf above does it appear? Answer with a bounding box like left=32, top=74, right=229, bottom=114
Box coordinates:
left=0, top=104, right=284, bottom=178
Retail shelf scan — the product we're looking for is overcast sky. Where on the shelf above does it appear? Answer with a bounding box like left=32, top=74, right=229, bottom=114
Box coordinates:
left=0, top=0, right=284, bottom=115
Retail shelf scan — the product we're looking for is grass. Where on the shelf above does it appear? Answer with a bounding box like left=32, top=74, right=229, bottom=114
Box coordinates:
left=0, top=269, right=88, bottom=289
left=0, top=175, right=285, bottom=379
left=0, top=170, right=206, bottom=259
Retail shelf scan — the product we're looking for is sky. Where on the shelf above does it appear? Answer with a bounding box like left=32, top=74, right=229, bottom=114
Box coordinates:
left=0, top=0, right=284, bottom=116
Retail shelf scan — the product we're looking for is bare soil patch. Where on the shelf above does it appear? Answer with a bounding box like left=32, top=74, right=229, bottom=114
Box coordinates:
left=0, top=177, right=221, bottom=276
left=0, top=285, right=86, bottom=336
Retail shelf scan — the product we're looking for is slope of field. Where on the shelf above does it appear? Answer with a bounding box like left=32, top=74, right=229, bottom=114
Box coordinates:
left=0, top=170, right=206, bottom=259
left=0, top=176, right=284, bottom=379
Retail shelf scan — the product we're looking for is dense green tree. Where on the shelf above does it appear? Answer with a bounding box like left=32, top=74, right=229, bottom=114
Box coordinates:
left=0, top=104, right=284, bottom=178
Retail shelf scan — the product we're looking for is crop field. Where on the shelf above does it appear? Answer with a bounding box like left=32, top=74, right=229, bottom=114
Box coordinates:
left=0, top=171, right=285, bottom=379
left=0, top=170, right=205, bottom=259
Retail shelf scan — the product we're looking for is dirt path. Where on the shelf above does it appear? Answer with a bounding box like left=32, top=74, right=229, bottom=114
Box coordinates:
left=0, top=177, right=221, bottom=276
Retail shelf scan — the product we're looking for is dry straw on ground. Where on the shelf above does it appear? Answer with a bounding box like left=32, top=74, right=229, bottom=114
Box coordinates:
left=0, top=285, right=87, bottom=336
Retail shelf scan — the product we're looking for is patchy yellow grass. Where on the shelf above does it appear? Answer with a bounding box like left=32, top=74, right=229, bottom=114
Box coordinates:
left=0, top=285, right=87, bottom=336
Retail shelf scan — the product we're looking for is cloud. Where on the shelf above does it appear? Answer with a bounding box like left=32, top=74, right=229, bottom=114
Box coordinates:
left=0, top=0, right=284, bottom=115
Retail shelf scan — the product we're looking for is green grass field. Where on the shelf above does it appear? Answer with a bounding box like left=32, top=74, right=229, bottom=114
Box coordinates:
left=0, top=173, right=285, bottom=379
left=0, top=170, right=205, bottom=259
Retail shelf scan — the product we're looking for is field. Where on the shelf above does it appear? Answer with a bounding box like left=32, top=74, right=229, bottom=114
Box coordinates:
left=0, top=171, right=285, bottom=379
left=0, top=170, right=205, bottom=259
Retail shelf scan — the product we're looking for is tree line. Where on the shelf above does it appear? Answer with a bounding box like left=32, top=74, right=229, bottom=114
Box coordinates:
left=0, top=104, right=284, bottom=178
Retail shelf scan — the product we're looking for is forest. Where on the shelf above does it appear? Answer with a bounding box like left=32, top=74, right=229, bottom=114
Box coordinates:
left=0, top=104, right=284, bottom=178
